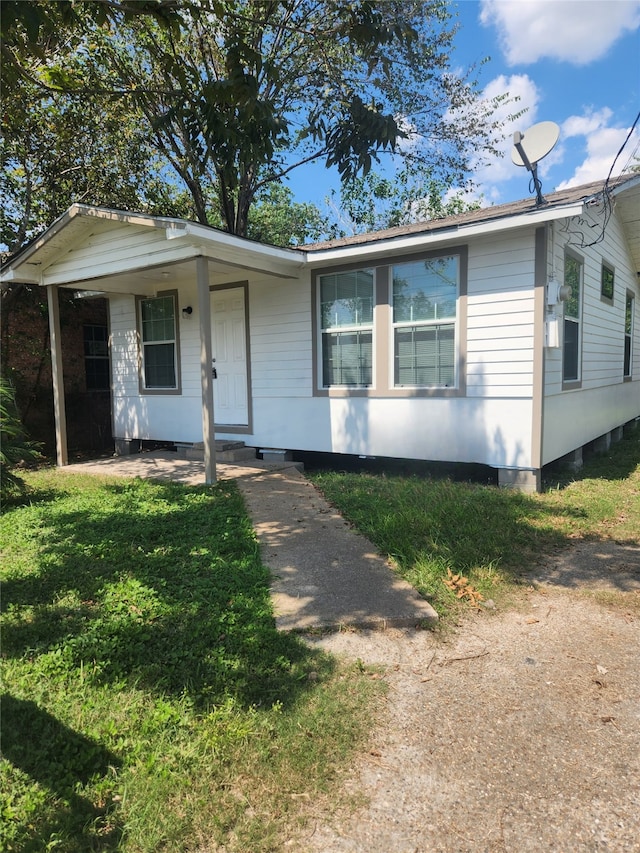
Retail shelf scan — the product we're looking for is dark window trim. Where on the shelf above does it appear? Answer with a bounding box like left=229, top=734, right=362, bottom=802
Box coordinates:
left=312, top=246, right=467, bottom=398
left=136, top=289, right=182, bottom=396
left=624, top=289, right=634, bottom=381
left=600, top=260, right=615, bottom=306
left=562, top=249, right=583, bottom=390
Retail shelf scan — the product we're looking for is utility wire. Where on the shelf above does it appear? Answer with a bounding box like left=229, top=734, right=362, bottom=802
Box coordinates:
left=561, top=109, right=640, bottom=250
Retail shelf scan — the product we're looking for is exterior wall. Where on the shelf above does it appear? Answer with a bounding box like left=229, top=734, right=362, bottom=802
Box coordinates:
left=466, top=230, right=536, bottom=399
left=2, top=286, right=111, bottom=453
left=110, top=231, right=540, bottom=471
left=542, top=209, right=640, bottom=464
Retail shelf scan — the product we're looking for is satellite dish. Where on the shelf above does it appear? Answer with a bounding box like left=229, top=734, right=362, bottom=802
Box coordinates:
left=512, top=121, right=560, bottom=206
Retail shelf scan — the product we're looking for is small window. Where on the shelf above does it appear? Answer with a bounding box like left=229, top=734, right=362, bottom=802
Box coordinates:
left=624, top=292, right=634, bottom=378
left=563, top=254, right=582, bottom=384
left=84, top=324, right=110, bottom=390
left=392, top=256, right=458, bottom=387
left=138, top=293, right=179, bottom=391
left=319, top=269, right=373, bottom=386
left=601, top=263, right=614, bottom=303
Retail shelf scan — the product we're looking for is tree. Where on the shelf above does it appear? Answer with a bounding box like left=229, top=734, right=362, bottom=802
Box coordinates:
left=0, top=0, right=183, bottom=91
left=1, top=76, right=194, bottom=254
left=326, top=167, right=483, bottom=236
left=246, top=183, right=324, bottom=246
left=86, top=0, right=509, bottom=236
left=2, top=0, right=511, bottom=246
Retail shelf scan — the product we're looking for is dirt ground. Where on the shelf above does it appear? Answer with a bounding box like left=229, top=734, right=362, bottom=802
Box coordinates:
left=295, top=540, right=640, bottom=853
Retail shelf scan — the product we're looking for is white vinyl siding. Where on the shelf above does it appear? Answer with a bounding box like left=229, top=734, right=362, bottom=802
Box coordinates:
left=250, top=280, right=313, bottom=396
left=465, top=232, right=536, bottom=398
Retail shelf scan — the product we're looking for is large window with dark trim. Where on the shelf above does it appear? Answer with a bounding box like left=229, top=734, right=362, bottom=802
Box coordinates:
left=563, top=254, right=582, bottom=383
left=83, top=324, right=110, bottom=390
left=319, top=269, right=373, bottom=386
left=139, top=294, right=178, bottom=390
left=392, top=256, right=458, bottom=387
left=624, top=292, right=634, bottom=378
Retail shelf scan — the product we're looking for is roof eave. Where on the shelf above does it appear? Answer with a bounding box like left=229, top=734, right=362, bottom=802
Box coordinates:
left=305, top=201, right=586, bottom=266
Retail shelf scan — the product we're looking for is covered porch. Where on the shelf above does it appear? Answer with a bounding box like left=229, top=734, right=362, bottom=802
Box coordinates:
left=1, top=205, right=305, bottom=484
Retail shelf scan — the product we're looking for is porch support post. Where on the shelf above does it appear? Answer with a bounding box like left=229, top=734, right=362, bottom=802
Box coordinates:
left=197, top=256, right=216, bottom=484
left=46, top=285, right=68, bottom=466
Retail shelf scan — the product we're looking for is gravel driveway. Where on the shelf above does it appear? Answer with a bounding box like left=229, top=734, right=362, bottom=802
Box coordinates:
left=296, top=541, right=640, bottom=853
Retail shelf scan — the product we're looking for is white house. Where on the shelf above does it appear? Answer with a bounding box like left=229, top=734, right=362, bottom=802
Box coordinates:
left=2, top=174, right=639, bottom=491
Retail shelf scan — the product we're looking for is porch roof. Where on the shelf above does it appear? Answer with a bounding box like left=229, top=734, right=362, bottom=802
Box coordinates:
left=2, top=174, right=639, bottom=291
left=0, top=205, right=306, bottom=293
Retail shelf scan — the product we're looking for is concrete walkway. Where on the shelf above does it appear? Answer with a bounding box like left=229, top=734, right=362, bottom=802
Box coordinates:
left=67, top=452, right=438, bottom=631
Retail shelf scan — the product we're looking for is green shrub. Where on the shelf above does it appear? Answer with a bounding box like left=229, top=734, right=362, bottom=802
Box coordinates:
left=0, top=378, right=41, bottom=503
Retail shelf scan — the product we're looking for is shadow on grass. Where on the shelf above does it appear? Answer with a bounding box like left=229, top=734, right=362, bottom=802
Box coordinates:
left=2, top=479, right=331, bottom=711
left=542, top=427, right=640, bottom=488
left=1, top=694, right=122, bottom=852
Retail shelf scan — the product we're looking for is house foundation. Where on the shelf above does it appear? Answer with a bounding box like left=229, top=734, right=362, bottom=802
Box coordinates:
left=497, top=468, right=541, bottom=492
left=114, top=438, right=141, bottom=456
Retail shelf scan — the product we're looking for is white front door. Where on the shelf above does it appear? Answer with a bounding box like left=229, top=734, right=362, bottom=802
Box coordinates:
left=211, top=287, right=249, bottom=426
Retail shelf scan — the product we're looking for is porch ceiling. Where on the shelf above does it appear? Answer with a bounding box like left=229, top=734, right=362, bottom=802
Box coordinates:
left=62, top=257, right=262, bottom=296
left=614, top=179, right=640, bottom=274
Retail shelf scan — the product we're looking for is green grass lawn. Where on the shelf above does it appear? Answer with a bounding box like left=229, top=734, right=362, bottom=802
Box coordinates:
left=1, top=472, right=381, bottom=852
left=2, top=427, right=639, bottom=851
left=310, top=427, right=640, bottom=614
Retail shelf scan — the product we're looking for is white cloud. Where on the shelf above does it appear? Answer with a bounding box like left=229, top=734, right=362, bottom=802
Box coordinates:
left=480, top=0, right=640, bottom=65
left=471, top=74, right=541, bottom=194
left=555, top=117, right=640, bottom=187
left=562, top=108, right=614, bottom=138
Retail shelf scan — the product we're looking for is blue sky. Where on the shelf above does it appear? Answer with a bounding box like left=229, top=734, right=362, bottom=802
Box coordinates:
left=292, top=0, right=640, bottom=216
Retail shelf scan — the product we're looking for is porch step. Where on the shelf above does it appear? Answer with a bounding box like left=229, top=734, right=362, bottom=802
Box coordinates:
left=183, top=440, right=257, bottom=463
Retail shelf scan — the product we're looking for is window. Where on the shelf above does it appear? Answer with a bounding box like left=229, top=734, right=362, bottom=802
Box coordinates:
left=392, top=256, right=458, bottom=387
left=601, top=263, right=614, bottom=303
left=138, top=293, right=179, bottom=390
left=563, top=254, right=582, bottom=383
left=83, top=324, right=110, bottom=390
left=624, top=292, right=634, bottom=378
left=319, top=269, right=373, bottom=386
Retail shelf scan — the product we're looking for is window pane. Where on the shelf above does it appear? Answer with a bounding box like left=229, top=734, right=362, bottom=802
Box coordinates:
left=320, top=270, right=373, bottom=329
left=624, top=336, right=632, bottom=377
left=393, top=257, right=458, bottom=323
left=144, top=343, right=176, bottom=388
left=395, top=323, right=454, bottom=386
left=625, top=293, right=634, bottom=377
left=83, top=324, right=109, bottom=357
left=85, top=358, right=110, bottom=391
left=563, top=318, right=579, bottom=381
left=601, top=264, right=614, bottom=301
left=564, top=256, right=581, bottom=318
left=141, top=296, right=175, bottom=342
left=322, top=330, right=372, bottom=386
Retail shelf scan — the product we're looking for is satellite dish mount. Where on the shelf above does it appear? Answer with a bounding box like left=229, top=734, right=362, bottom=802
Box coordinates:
left=511, top=121, right=560, bottom=206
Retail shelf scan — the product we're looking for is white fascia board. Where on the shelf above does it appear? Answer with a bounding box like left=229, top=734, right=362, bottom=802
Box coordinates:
left=611, top=173, right=640, bottom=197
left=180, top=224, right=306, bottom=278
left=0, top=265, right=42, bottom=284
left=305, top=202, right=586, bottom=267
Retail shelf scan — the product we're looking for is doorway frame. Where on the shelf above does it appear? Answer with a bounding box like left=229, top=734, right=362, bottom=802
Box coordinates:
left=209, top=281, right=252, bottom=434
